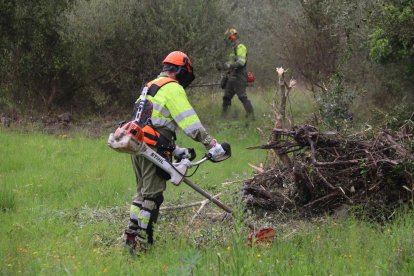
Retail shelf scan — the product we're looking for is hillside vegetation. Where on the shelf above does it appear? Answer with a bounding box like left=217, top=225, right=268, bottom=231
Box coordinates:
left=1, top=0, right=413, bottom=116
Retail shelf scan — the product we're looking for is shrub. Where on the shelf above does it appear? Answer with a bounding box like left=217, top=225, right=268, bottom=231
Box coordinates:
left=63, top=0, right=229, bottom=111
left=0, top=0, right=73, bottom=112
left=315, top=73, right=356, bottom=130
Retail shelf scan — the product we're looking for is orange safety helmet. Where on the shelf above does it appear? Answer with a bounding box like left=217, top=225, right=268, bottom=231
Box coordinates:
left=224, top=28, right=238, bottom=41
left=162, top=51, right=195, bottom=88
left=163, top=51, right=193, bottom=73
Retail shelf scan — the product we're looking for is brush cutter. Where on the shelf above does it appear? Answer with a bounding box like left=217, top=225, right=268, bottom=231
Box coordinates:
left=107, top=125, right=275, bottom=246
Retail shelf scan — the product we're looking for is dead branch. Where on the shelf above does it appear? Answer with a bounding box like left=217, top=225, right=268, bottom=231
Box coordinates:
left=243, top=123, right=414, bottom=218
left=269, top=67, right=296, bottom=167
left=249, top=163, right=265, bottom=173
left=190, top=193, right=222, bottom=224
left=161, top=196, right=217, bottom=211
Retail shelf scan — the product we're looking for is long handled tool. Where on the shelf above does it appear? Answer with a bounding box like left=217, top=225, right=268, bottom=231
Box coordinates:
left=107, top=128, right=275, bottom=246
left=179, top=161, right=275, bottom=247
left=182, top=178, right=232, bottom=213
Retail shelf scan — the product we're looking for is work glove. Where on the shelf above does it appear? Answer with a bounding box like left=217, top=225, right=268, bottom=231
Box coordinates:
left=173, top=146, right=196, bottom=161
left=223, top=63, right=232, bottom=70
left=208, top=143, right=226, bottom=161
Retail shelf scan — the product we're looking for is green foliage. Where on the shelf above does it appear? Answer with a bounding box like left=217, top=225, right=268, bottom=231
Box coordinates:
left=369, top=0, right=414, bottom=71
left=0, top=0, right=229, bottom=113
left=0, top=0, right=73, bottom=111
left=369, top=28, right=393, bottom=63
left=63, top=0, right=228, bottom=111
left=369, top=102, right=414, bottom=130
left=315, top=73, right=356, bottom=130
left=268, top=0, right=372, bottom=90
left=0, top=0, right=413, bottom=120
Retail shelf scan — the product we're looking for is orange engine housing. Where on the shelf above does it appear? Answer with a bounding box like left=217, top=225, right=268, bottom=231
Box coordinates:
left=114, top=121, right=160, bottom=146
left=114, top=121, right=144, bottom=143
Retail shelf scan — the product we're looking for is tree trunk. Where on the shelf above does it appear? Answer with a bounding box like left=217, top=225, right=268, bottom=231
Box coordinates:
left=269, top=67, right=296, bottom=167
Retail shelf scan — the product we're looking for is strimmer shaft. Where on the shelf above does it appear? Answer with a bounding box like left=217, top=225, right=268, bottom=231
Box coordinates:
left=182, top=178, right=232, bottom=214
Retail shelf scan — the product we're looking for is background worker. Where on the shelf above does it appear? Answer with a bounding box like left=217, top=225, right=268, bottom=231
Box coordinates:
left=125, top=51, right=226, bottom=250
left=220, top=28, right=254, bottom=119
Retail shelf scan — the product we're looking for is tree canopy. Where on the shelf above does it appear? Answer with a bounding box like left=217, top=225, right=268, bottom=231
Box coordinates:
left=0, top=0, right=412, bottom=114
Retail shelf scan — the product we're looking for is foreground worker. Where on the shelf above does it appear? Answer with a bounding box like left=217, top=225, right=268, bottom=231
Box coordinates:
left=220, top=28, right=254, bottom=119
left=125, top=51, right=226, bottom=250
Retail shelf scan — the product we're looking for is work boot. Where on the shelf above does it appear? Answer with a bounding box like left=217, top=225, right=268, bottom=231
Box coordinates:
left=124, top=229, right=147, bottom=254
left=125, top=229, right=139, bottom=253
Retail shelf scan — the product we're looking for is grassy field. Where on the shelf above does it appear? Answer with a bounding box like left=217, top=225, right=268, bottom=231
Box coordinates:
left=1, top=88, right=413, bottom=275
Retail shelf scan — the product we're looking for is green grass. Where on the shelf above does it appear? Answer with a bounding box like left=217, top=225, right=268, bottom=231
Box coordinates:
left=1, top=88, right=413, bottom=275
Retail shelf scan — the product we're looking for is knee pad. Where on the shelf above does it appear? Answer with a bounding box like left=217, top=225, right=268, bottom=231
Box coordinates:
left=129, top=199, right=143, bottom=226
left=141, top=195, right=164, bottom=244
left=137, top=195, right=164, bottom=230
left=136, top=209, right=151, bottom=230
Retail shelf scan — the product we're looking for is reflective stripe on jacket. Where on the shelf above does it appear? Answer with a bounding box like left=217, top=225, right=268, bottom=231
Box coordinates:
left=139, top=75, right=212, bottom=146
left=229, top=43, right=247, bottom=68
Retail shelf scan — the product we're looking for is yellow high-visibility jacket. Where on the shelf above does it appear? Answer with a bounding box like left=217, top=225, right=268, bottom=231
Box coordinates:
left=139, top=74, right=213, bottom=147
left=228, top=43, right=247, bottom=68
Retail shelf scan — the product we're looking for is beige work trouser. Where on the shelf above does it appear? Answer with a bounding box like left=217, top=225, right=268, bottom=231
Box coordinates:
left=131, top=153, right=166, bottom=203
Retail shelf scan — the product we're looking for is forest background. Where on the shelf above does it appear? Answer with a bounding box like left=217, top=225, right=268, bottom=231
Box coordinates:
left=1, top=0, right=413, bottom=121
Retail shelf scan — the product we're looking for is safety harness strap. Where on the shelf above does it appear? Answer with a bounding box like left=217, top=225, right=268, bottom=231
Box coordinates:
left=143, top=132, right=158, bottom=142
left=133, top=77, right=178, bottom=147
left=147, top=77, right=178, bottom=97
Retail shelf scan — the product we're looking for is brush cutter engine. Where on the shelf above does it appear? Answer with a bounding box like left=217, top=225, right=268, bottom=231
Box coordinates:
left=108, top=121, right=187, bottom=184
left=107, top=121, right=143, bottom=154
left=107, top=121, right=231, bottom=185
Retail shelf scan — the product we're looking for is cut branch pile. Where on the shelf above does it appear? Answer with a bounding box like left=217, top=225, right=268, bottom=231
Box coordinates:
left=244, top=124, right=414, bottom=217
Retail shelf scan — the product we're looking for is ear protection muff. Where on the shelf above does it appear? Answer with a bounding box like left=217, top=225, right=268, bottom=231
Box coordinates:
left=176, top=57, right=192, bottom=74
left=175, top=56, right=195, bottom=88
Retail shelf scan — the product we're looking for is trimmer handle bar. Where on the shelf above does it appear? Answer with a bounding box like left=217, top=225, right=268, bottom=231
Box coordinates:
left=173, top=142, right=231, bottom=167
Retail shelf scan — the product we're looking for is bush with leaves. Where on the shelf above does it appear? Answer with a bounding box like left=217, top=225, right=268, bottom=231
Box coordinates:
left=364, top=0, right=414, bottom=109
left=0, top=0, right=73, bottom=112
left=315, top=73, right=356, bottom=130
left=369, top=0, right=414, bottom=73
left=63, top=0, right=228, bottom=111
